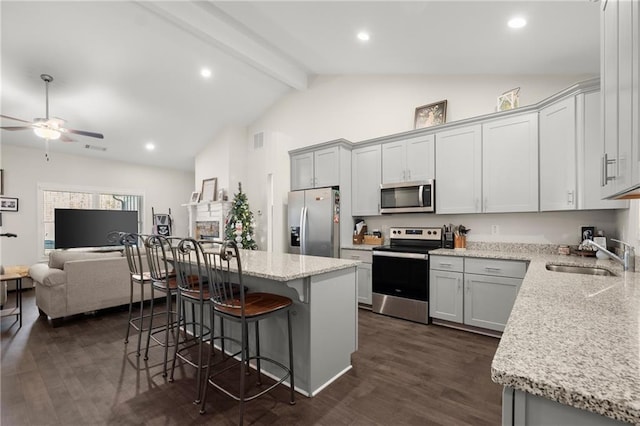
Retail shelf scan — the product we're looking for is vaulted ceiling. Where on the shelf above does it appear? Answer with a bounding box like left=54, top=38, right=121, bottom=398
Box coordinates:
left=1, top=1, right=600, bottom=171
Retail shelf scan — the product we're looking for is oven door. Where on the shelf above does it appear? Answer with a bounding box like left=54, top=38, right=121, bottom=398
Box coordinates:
left=372, top=251, right=429, bottom=300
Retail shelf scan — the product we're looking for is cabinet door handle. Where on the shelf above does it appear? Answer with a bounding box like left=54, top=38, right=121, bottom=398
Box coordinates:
left=438, top=262, right=453, bottom=267
left=350, top=255, right=360, bottom=260
left=407, top=169, right=411, bottom=180
left=484, top=197, right=488, bottom=211
left=603, top=153, right=616, bottom=185
left=485, top=267, right=502, bottom=272
left=457, top=278, right=462, bottom=292
left=567, top=190, right=575, bottom=205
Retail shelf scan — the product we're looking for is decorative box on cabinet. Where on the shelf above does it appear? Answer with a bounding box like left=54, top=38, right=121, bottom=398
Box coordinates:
left=351, top=144, right=381, bottom=216
left=341, top=248, right=372, bottom=306
left=381, top=134, right=434, bottom=184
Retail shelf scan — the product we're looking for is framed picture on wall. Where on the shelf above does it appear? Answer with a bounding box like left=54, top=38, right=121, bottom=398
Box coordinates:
left=0, top=197, right=18, bottom=212
left=200, top=177, right=217, bottom=202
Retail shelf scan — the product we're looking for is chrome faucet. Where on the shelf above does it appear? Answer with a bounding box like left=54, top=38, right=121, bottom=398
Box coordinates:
left=584, top=238, right=636, bottom=272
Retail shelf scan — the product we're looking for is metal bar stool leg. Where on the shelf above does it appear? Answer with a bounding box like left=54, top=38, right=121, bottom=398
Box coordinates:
left=169, top=291, right=182, bottom=383
left=125, top=278, right=134, bottom=344
left=144, top=285, right=155, bottom=360
left=288, top=310, right=295, bottom=405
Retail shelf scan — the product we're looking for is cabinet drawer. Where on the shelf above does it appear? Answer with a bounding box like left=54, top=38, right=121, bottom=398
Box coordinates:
left=464, top=258, right=527, bottom=279
left=341, top=249, right=373, bottom=264
left=430, top=255, right=464, bottom=272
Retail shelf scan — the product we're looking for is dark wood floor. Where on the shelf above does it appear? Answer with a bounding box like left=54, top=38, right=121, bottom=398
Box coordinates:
left=1, top=289, right=502, bottom=425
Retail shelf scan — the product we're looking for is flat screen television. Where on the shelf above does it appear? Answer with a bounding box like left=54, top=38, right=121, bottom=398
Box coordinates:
left=54, top=208, right=138, bottom=249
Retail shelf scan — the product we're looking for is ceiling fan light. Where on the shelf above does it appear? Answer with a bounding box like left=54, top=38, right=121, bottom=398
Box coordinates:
left=34, top=127, right=61, bottom=140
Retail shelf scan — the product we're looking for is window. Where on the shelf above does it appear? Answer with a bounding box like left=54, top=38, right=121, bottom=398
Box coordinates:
left=38, top=184, right=144, bottom=257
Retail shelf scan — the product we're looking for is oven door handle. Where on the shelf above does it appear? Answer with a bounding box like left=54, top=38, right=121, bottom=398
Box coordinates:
left=372, top=251, right=428, bottom=260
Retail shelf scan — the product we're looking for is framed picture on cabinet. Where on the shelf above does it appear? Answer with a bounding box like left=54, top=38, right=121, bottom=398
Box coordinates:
left=199, top=178, right=217, bottom=202
left=414, top=100, right=447, bottom=129
left=190, top=191, right=200, bottom=203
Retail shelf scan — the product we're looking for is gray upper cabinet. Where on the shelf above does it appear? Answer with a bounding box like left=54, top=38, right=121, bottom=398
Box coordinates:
left=352, top=144, right=381, bottom=216
left=435, top=125, right=482, bottom=214
left=290, top=142, right=352, bottom=191
left=600, top=0, right=640, bottom=198
left=540, top=88, right=627, bottom=211
left=578, top=91, right=628, bottom=209
left=482, top=113, right=539, bottom=213
left=539, top=97, right=577, bottom=211
left=291, top=146, right=339, bottom=190
left=381, top=134, right=434, bottom=184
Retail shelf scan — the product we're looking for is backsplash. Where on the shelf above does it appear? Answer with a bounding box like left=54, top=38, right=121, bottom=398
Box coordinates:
left=359, top=209, right=621, bottom=246
left=466, top=241, right=560, bottom=254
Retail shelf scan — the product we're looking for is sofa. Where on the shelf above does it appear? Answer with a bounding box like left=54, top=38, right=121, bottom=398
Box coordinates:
left=29, top=250, right=152, bottom=326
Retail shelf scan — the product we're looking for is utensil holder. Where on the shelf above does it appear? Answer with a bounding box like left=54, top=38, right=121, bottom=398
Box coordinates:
left=454, top=235, right=466, bottom=250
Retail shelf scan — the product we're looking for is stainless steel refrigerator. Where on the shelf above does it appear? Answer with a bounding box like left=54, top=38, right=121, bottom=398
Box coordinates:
left=287, top=187, right=340, bottom=258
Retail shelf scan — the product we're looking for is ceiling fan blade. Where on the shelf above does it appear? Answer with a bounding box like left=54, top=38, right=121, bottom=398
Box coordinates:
left=0, top=114, right=33, bottom=124
left=0, top=126, right=32, bottom=131
left=62, top=128, right=104, bottom=139
left=60, top=134, right=75, bottom=143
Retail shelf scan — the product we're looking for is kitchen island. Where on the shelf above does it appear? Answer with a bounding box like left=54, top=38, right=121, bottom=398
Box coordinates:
left=198, top=249, right=359, bottom=397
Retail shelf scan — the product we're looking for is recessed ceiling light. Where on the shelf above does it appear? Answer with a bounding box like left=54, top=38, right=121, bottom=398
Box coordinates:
left=145, top=142, right=155, bottom=151
left=357, top=31, right=370, bottom=42
left=200, top=68, right=212, bottom=78
left=508, top=17, right=527, bottom=29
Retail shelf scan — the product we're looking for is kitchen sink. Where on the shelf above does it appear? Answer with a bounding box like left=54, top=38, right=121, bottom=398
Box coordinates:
left=545, top=264, right=616, bottom=277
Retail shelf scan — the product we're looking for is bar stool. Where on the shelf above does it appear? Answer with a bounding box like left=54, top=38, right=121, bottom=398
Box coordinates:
left=169, top=237, right=216, bottom=404
left=122, top=233, right=154, bottom=357
left=144, top=235, right=182, bottom=376
left=199, top=240, right=295, bottom=425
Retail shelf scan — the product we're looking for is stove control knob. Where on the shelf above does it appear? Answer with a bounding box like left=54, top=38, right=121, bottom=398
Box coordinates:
left=427, top=230, right=432, bottom=235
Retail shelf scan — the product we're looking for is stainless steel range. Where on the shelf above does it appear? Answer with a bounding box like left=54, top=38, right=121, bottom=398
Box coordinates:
left=372, top=227, right=443, bottom=324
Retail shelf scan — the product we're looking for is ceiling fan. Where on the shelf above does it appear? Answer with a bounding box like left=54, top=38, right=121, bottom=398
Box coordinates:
left=0, top=74, right=104, bottom=144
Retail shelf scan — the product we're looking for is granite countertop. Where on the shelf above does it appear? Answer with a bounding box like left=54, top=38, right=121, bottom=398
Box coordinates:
left=238, top=250, right=358, bottom=282
left=433, top=247, right=640, bottom=424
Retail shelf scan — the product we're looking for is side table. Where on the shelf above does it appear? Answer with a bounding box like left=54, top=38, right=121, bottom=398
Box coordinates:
left=1, top=265, right=29, bottom=328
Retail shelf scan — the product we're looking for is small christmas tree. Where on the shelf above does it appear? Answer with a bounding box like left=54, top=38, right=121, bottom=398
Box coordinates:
left=225, top=182, right=258, bottom=250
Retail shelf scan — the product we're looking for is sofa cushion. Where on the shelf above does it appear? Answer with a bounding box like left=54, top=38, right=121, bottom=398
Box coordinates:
left=48, top=250, right=123, bottom=270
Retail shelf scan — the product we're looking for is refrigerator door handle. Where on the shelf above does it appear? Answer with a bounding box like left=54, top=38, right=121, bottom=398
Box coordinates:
left=300, top=206, right=308, bottom=255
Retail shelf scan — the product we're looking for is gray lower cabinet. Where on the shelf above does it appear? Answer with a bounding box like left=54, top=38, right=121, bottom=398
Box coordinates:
left=430, top=255, right=464, bottom=323
left=341, top=248, right=372, bottom=306
left=430, top=255, right=525, bottom=333
left=502, top=387, right=626, bottom=426
left=464, top=274, right=520, bottom=332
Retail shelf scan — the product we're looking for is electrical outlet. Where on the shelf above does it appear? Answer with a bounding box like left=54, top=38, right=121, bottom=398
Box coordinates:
left=491, top=225, right=500, bottom=235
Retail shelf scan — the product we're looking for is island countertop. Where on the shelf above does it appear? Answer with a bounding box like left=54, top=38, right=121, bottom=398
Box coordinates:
left=432, top=248, right=640, bottom=424
left=236, top=249, right=358, bottom=282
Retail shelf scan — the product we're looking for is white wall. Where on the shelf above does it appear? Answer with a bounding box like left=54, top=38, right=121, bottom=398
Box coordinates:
left=198, top=74, right=604, bottom=252
left=0, top=144, right=194, bottom=266
left=195, top=126, right=246, bottom=201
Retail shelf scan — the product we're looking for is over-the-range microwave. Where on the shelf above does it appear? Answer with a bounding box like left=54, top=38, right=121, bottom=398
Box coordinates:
left=380, top=179, right=435, bottom=214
